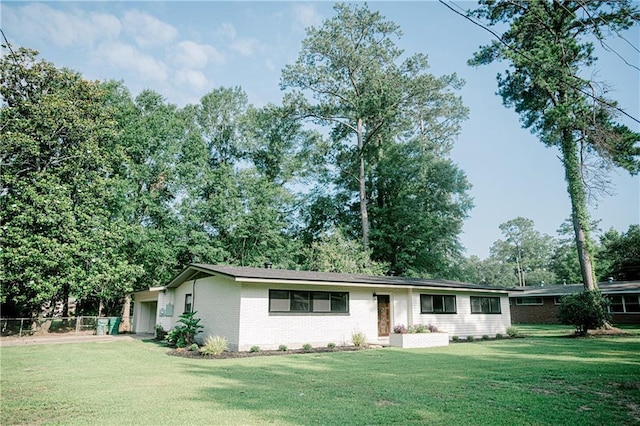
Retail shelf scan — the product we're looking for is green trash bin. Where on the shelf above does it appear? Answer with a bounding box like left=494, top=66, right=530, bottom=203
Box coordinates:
left=108, top=317, right=121, bottom=335
left=96, top=318, right=109, bottom=335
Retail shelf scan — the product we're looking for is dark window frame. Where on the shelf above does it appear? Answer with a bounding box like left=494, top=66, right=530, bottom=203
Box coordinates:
left=420, top=294, right=457, bottom=314
left=184, top=293, right=193, bottom=313
left=608, top=294, right=640, bottom=313
left=470, top=296, right=502, bottom=314
left=269, top=290, right=349, bottom=313
left=515, top=297, right=544, bottom=306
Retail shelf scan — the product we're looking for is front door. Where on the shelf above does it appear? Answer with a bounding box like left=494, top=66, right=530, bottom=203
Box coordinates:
left=377, top=295, right=391, bottom=337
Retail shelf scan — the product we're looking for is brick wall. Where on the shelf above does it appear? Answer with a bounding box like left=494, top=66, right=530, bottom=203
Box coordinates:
left=510, top=297, right=558, bottom=324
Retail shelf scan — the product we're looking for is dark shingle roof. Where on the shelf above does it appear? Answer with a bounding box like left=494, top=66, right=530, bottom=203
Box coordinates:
left=508, top=281, right=640, bottom=297
left=164, top=264, right=510, bottom=293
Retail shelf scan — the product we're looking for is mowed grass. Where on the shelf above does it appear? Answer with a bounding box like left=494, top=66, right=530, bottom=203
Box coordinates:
left=2, top=332, right=640, bottom=425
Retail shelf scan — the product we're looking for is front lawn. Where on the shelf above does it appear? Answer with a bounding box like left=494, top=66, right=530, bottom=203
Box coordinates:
left=2, top=334, right=639, bottom=425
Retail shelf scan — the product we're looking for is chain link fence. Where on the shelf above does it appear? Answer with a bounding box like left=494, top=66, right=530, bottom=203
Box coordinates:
left=0, top=316, right=133, bottom=337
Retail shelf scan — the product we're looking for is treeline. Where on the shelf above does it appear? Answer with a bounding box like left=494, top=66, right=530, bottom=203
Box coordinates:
left=457, top=218, right=640, bottom=288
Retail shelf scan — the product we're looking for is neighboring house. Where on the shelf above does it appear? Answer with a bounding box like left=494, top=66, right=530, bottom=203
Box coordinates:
left=509, top=281, right=640, bottom=325
left=132, top=264, right=513, bottom=351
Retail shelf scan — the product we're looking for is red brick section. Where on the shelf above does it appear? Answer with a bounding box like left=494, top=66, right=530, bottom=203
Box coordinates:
left=510, top=297, right=640, bottom=324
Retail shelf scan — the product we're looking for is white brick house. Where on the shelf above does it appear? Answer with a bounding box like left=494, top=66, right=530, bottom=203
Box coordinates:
left=132, top=264, right=513, bottom=351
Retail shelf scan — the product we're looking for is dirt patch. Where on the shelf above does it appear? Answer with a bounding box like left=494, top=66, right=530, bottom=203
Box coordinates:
left=167, top=345, right=370, bottom=359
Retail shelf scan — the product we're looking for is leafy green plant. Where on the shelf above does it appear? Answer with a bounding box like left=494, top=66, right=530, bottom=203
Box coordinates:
left=506, top=326, right=519, bottom=338
left=466, top=336, right=474, bottom=342
left=302, top=343, right=313, bottom=352
left=327, top=342, right=336, bottom=349
left=278, top=344, right=288, bottom=352
left=352, top=331, right=367, bottom=347
left=250, top=346, right=260, bottom=353
left=557, top=291, right=611, bottom=335
left=495, top=333, right=503, bottom=339
left=200, top=335, right=228, bottom=355
left=189, top=343, right=199, bottom=351
left=482, top=335, right=489, bottom=341
left=154, top=324, right=167, bottom=341
left=409, top=324, right=429, bottom=333
left=452, top=336, right=459, bottom=341
left=166, top=312, right=204, bottom=348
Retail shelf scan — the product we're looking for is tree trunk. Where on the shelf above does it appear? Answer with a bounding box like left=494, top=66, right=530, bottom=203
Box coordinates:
left=560, top=129, right=596, bottom=290
left=357, top=118, right=370, bottom=249
left=121, top=294, right=132, bottom=333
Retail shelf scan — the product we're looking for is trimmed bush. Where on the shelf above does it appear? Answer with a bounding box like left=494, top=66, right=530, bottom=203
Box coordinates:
left=278, top=344, right=288, bottom=352
left=466, top=336, right=474, bottom=342
left=189, top=343, right=199, bottom=352
left=482, top=335, right=489, bottom=341
left=452, top=336, right=459, bottom=341
left=250, top=346, right=260, bottom=353
left=200, top=335, right=228, bottom=355
left=557, top=290, right=611, bottom=335
left=506, top=326, right=519, bottom=338
left=302, top=343, right=313, bottom=352
left=496, top=333, right=503, bottom=339
left=327, top=342, right=336, bottom=349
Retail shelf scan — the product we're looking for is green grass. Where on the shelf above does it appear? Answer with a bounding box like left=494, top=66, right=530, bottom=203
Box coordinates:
left=2, top=334, right=640, bottom=425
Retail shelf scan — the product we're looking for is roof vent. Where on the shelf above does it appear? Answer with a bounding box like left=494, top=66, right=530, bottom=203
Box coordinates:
left=264, top=262, right=273, bottom=269
left=608, top=277, right=613, bottom=283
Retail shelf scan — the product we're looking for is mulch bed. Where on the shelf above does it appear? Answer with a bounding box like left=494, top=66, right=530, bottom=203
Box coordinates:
left=167, top=345, right=370, bottom=359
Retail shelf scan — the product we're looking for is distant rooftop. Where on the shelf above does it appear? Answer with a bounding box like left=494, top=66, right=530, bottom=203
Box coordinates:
left=508, top=281, right=640, bottom=297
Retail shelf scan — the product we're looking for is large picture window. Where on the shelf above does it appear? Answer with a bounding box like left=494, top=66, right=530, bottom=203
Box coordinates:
left=470, top=296, right=501, bottom=314
left=609, top=294, right=640, bottom=313
left=420, top=295, right=456, bottom=313
left=269, top=290, right=349, bottom=313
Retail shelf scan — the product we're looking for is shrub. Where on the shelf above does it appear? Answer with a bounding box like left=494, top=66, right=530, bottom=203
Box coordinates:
left=506, top=326, right=519, bottom=338
left=352, top=331, right=367, bottom=347
left=302, top=343, right=313, bottom=352
left=410, top=324, right=429, bottom=333
left=482, top=335, right=489, bottom=341
left=393, top=324, right=408, bottom=334
left=495, top=333, right=503, bottom=339
left=250, top=346, right=260, bottom=353
left=452, top=336, right=459, bottom=341
left=427, top=324, right=439, bottom=333
left=200, top=335, right=228, bottom=355
left=327, top=342, right=336, bottom=349
left=166, top=312, right=204, bottom=348
left=278, top=344, right=288, bottom=352
left=557, top=290, right=611, bottom=335
left=466, top=335, right=474, bottom=342
left=189, top=343, right=199, bottom=352
left=154, top=324, right=167, bottom=341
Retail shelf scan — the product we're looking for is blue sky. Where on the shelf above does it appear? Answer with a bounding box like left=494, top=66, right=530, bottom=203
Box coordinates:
left=2, top=1, right=638, bottom=258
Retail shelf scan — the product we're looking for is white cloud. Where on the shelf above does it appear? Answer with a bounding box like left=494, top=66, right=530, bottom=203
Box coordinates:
left=123, top=10, right=178, bottom=47
left=292, top=4, right=322, bottom=30
left=175, top=69, right=210, bottom=91
left=95, top=42, right=168, bottom=82
left=230, top=38, right=261, bottom=57
left=215, top=22, right=237, bottom=40
left=3, top=3, right=121, bottom=47
left=168, top=41, right=224, bottom=69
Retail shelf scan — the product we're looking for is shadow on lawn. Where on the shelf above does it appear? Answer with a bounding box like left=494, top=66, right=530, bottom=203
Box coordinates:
left=176, top=336, right=640, bottom=425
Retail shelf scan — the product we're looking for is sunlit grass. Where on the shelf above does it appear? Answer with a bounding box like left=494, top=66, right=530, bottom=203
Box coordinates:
left=2, top=334, right=639, bottom=425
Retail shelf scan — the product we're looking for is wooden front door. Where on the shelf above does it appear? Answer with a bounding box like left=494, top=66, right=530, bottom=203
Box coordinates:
left=377, top=295, right=391, bottom=337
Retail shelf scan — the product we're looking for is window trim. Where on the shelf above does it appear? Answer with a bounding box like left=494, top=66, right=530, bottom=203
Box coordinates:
left=420, top=294, right=457, bottom=314
left=608, top=294, right=640, bottom=314
left=269, top=290, right=349, bottom=314
left=470, top=296, right=502, bottom=314
left=184, top=293, right=193, bottom=313
left=514, top=297, right=544, bottom=306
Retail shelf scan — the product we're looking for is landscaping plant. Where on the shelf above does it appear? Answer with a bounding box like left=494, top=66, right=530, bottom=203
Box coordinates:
left=166, top=311, right=204, bottom=348
left=200, top=335, right=228, bottom=355
left=557, top=290, right=611, bottom=335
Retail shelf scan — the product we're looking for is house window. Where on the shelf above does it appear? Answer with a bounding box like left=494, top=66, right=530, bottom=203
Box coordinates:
left=269, top=290, right=348, bottom=313
left=470, top=296, right=501, bottom=314
left=609, top=294, right=640, bottom=313
left=184, top=294, right=193, bottom=313
left=420, top=295, right=456, bottom=313
left=514, top=297, right=543, bottom=306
